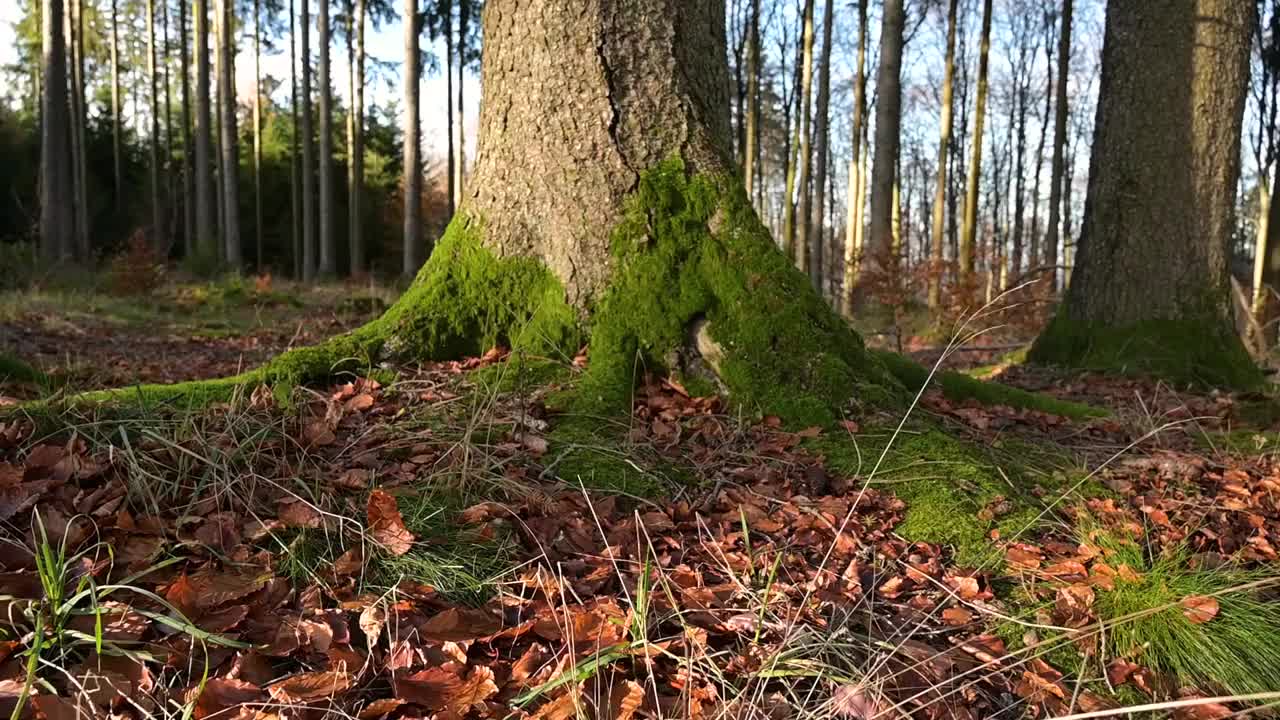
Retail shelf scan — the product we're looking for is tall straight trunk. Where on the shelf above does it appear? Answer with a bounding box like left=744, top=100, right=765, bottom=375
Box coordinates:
left=70, top=0, right=89, bottom=259
left=350, top=0, right=366, bottom=274
left=742, top=0, right=761, bottom=197
left=403, top=0, right=422, bottom=275
left=959, top=0, right=993, bottom=282
left=254, top=0, right=264, bottom=270
left=218, top=0, right=241, bottom=267
left=40, top=0, right=74, bottom=263
left=213, top=1, right=226, bottom=254
left=346, top=0, right=355, bottom=257
left=866, top=0, right=905, bottom=279
left=1029, top=38, right=1053, bottom=277
left=149, top=0, right=164, bottom=248
left=807, top=0, right=834, bottom=290
left=841, top=0, right=868, bottom=318
left=301, top=0, right=317, bottom=280
left=1011, top=58, right=1028, bottom=281
left=195, top=0, right=215, bottom=257
left=111, top=0, right=122, bottom=210
left=1260, top=147, right=1280, bottom=346
left=290, top=0, right=302, bottom=277
left=1044, top=0, right=1073, bottom=292
left=162, top=0, right=175, bottom=241
left=1031, top=0, right=1258, bottom=387
left=781, top=11, right=802, bottom=253
left=794, top=0, right=815, bottom=274
left=180, top=0, right=194, bottom=256
left=317, top=0, right=335, bottom=275
left=444, top=5, right=455, bottom=219
left=927, top=0, right=959, bottom=310
left=455, top=0, right=467, bottom=210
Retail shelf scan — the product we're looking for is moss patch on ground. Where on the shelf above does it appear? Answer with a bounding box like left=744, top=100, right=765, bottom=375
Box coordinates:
left=872, top=350, right=1107, bottom=420
left=1029, top=314, right=1263, bottom=390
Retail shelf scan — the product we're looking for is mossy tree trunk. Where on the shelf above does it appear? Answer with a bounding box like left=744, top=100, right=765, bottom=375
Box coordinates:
left=1029, top=0, right=1261, bottom=388
left=260, top=0, right=901, bottom=426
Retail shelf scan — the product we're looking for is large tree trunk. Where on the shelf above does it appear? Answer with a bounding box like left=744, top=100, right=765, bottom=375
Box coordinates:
left=266, top=0, right=897, bottom=426
left=40, top=0, right=74, bottom=263
left=865, top=0, right=904, bottom=284
left=218, top=0, right=241, bottom=267
left=194, top=0, right=216, bottom=259
left=1030, top=0, right=1259, bottom=388
left=927, top=0, right=959, bottom=311
left=807, top=0, right=834, bottom=292
left=958, top=0, right=992, bottom=286
left=1043, top=0, right=1073, bottom=293
left=840, top=0, right=868, bottom=318
left=402, top=0, right=422, bottom=276
left=317, top=0, right=335, bottom=276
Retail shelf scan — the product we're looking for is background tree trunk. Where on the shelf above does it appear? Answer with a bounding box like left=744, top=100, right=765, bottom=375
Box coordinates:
left=959, top=0, right=992, bottom=285
left=742, top=0, right=760, bottom=198
left=318, top=0, right=335, bottom=276
left=218, top=0, right=241, bottom=267
left=290, top=0, right=303, bottom=277
left=1044, top=0, right=1073, bottom=292
left=254, top=0, right=264, bottom=270
left=149, top=0, right=164, bottom=249
left=866, top=0, right=905, bottom=284
left=443, top=3, right=455, bottom=219
left=808, top=0, right=833, bottom=292
left=928, top=0, right=959, bottom=311
left=350, top=0, right=366, bottom=274
left=180, top=0, right=194, bottom=257
left=40, top=0, right=74, bottom=263
left=194, top=0, right=215, bottom=258
left=1031, top=0, right=1259, bottom=387
left=455, top=0, right=467, bottom=210
left=402, top=0, right=422, bottom=276
left=111, top=0, right=122, bottom=211
left=841, top=0, right=868, bottom=318
left=793, top=0, right=815, bottom=275
left=301, top=0, right=317, bottom=280
left=69, top=0, right=88, bottom=259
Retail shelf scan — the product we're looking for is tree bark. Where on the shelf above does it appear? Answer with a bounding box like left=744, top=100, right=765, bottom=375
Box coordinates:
left=793, top=0, right=815, bottom=275
left=742, top=0, right=760, bottom=198
left=927, top=0, right=959, bottom=311
left=840, top=0, right=868, bottom=318
left=194, top=0, right=216, bottom=259
left=40, top=0, right=74, bottom=263
left=301, top=0, right=317, bottom=280
left=402, top=0, right=422, bottom=276
left=255, top=0, right=265, bottom=270
left=959, top=0, right=992, bottom=285
left=69, top=0, right=88, bottom=259
left=1031, top=0, right=1259, bottom=387
left=351, top=0, right=366, bottom=274
left=218, top=0, right=241, bottom=267
left=455, top=0, right=468, bottom=210
left=1043, top=0, right=1073, bottom=293
left=808, top=0, right=834, bottom=292
left=866, top=0, right=905, bottom=282
left=443, top=3, right=455, bottom=219
left=318, top=0, right=335, bottom=276
left=290, top=0, right=303, bottom=277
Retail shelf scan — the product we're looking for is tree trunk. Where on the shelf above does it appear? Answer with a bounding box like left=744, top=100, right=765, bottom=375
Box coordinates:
left=793, top=0, right=815, bottom=275
left=218, top=0, right=241, bottom=267
left=866, top=0, right=904, bottom=282
left=455, top=0, right=468, bottom=210
left=290, top=0, right=303, bottom=277
left=841, top=0, right=868, bottom=318
left=69, top=0, right=88, bottom=259
left=1259, top=146, right=1280, bottom=347
left=927, top=0, right=959, bottom=311
left=959, top=0, right=992, bottom=285
left=346, top=0, right=355, bottom=269
left=444, top=5, right=455, bottom=219
left=301, top=0, right=317, bottom=280
left=402, top=0, right=422, bottom=275
left=317, top=0, right=335, bottom=275
left=274, top=0, right=898, bottom=427
left=254, top=0, right=265, bottom=270
left=781, top=11, right=802, bottom=254
left=162, top=0, right=175, bottom=243
left=40, top=0, right=74, bottom=263
left=111, top=0, right=122, bottom=211
left=1030, top=0, right=1259, bottom=388
left=149, top=0, right=165, bottom=249
left=1029, top=34, right=1053, bottom=279
left=1043, top=0, right=1073, bottom=293
left=742, top=0, right=760, bottom=198
left=195, top=0, right=216, bottom=259
left=808, top=0, right=834, bottom=292
left=180, top=0, right=194, bottom=258
left=350, top=0, right=366, bottom=274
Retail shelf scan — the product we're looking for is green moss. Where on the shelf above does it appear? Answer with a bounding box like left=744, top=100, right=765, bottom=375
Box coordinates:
left=872, top=350, right=1107, bottom=420
left=1030, top=313, right=1263, bottom=390
left=546, top=413, right=685, bottom=497
left=470, top=353, right=575, bottom=395
left=578, top=159, right=903, bottom=426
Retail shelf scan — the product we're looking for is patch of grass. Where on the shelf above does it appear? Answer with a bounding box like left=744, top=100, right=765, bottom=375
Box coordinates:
left=470, top=353, right=576, bottom=395
left=546, top=412, right=687, bottom=498
left=0, top=351, right=47, bottom=386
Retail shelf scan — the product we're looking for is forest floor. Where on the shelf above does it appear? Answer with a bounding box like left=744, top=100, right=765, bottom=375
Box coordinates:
left=1, top=282, right=1280, bottom=719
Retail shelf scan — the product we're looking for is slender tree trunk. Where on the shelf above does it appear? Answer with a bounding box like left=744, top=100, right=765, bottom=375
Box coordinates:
left=866, top=0, right=905, bottom=281
left=350, top=0, right=366, bottom=274
left=1260, top=150, right=1280, bottom=347
left=254, top=0, right=264, bottom=270
left=317, top=0, right=335, bottom=275
left=841, top=0, right=868, bottom=318
left=1044, top=0, right=1073, bottom=292
left=1031, top=0, right=1258, bottom=387
left=928, top=0, right=959, bottom=310
left=162, top=0, right=175, bottom=243
left=444, top=5, right=455, bottom=219
left=794, top=0, right=815, bottom=274
left=807, top=0, right=833, bottom=291
left=180, top=0, right=194, bottom=257
left=959, top=0, right=993, bottom=284
left=455, top=0, right=467, bottom=210
left=290, top=0, right=302, bottom=277
left=1011, top=57, right=1028, bottom=281
left=149, top=0, right=165, bottom=249
left=742, top=0, right=760, bottom=198
left=40, top=0, right=74, bottom=263
left=111, top=0, right=122, bottom=210
left=218, top=0, right=241, bottom=267
left=403, top=0, right=422, bottom=275
left=70, top=0, right=89, bottom=259
left=213, top=0, right=226, bottom=255
left=195, top=0, right=215, bottom=258
left=1029, top=37, right=1053, bottom=279
left=301, top=0, right=317, bottom=280
left=781, top=11, right=802, bottom=254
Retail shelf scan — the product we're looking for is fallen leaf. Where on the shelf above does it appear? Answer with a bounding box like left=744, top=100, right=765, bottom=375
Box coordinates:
left=367, top=490, right=414, bottom=556
left=1181, top=595, right=1219, bottom=624
left=268, top=671, right=353, bottom=702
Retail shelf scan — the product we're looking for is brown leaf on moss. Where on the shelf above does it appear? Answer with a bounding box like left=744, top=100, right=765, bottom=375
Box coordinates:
left=1180, top=595, right=1219, bottom=624
left=368, top=489, right=414, bottom=556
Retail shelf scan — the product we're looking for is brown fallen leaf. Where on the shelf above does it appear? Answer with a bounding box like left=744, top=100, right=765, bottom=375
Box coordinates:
left=192, top=677, right=264, bottom=719
left=831, top=684, right=885, bottom=718
left=268, top=670, right=353, bottom=703
left=368, top=489, right=414, bottom=556
left=1180, top=595, right=1219, bottom=624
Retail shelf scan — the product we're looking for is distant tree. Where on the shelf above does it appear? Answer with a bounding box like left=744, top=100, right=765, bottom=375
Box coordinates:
left=928, top=0, right=959, bottom=310
left=959, top=0, right=992, bottom=286
left=149, top=0, right=164, bottom=249
left=793, top=0, right=814, bottom=274
left=1043, top=0, right=1073, bottom=290
left=1031, top=0, right=1260, bottom=387
left=318, top=0, right=335, bottom=275
left=402, top=0, right=422, bottom=275
left=40, top=0, right=74, bottom=262
left=301, top=0, right=317, bottom=279
left=217, top=0, right=241, bottom=266
left=840, top=0, right=868, bottom=317
left=807, top=0, right=833, bottom=291
left=194, top=0, right=216, bottom=258
left=866, top=0, right=905, bottom=284
left=111, top=0, right=122, bottom=209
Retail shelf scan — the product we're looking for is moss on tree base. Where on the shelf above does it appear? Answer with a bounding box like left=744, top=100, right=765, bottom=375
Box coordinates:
left=1029, top=313, right=1263, bottom=389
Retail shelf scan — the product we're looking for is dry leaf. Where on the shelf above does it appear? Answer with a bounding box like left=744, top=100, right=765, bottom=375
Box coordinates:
left=367, top=490, right=414, bottom=556
left=1180, top=595, right=1219, bottom=624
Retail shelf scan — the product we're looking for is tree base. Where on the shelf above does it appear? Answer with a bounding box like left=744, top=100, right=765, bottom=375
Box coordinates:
left=1028, top=313, right=1264, bottom=389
